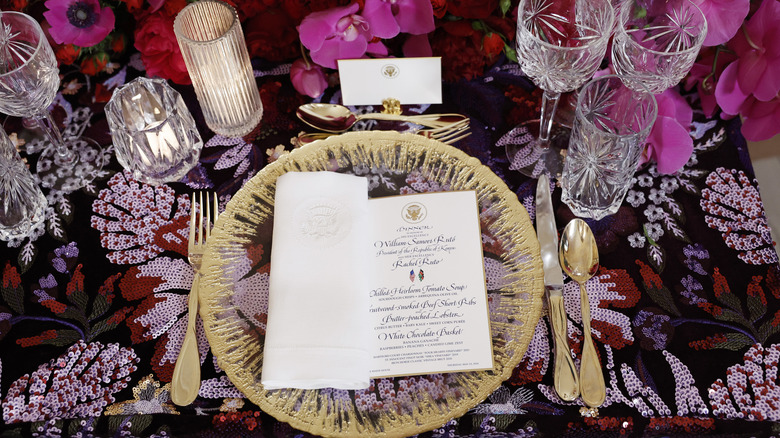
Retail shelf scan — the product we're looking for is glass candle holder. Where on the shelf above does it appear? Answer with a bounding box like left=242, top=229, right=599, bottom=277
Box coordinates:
left=174, top=0, right=263, bottom=137
left=560, top=75, right=658, bottom=220
left=105, top=77, right=203, bottom=186
left=0, top=126, right=47, bottom=242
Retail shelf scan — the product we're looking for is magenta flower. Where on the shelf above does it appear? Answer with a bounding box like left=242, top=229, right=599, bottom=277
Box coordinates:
left=362, top=0, right=435, bottom=38
left=290, top=58, right=329, bottom=98
left=298, top=3, right=388, bottom=69
left=43, top=0, right=115, bottom=48
left=715, top=61, right=780, bottom=141
left=692, top=0, right=750, bottom=47
left=642, top=89, right=694, bottom=174
left=723, top=0, right=780, bottom=102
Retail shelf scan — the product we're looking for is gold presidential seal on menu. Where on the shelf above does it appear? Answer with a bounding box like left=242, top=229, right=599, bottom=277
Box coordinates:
left=403, top=202, right=427, bottom=224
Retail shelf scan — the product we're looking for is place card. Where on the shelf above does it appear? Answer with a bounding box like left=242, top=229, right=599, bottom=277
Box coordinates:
left=337, top=57, right=442, bottom=106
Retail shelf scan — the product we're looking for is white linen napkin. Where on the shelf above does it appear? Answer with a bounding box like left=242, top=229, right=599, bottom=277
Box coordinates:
left=261, top=171, right=371, bottom=390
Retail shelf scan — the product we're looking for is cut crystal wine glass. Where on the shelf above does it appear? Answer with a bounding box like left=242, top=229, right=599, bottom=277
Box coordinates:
left=0, top=11, right=105, bottom=192
left=0, top=124, right=47, bottom=242
left=611, top=0, right=707, bottom=94
left=508, top=0, right=614, bottom=179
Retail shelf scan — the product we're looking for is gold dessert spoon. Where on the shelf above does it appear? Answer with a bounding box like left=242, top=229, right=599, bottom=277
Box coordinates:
left=559, top=218, right=605, bottom=409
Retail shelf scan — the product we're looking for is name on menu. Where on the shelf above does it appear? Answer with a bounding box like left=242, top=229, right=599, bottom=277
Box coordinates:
left=373, top=230, right=457, bottom=270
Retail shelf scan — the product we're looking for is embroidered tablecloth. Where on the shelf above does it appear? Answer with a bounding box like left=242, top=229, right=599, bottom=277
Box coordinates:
left=1, top=57, right=778, bottom=437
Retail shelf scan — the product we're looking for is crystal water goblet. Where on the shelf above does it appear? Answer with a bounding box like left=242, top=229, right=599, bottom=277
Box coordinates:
left=611, top=0, right=707, bottom=94
left=560, top=75, right=658, bottom=220
left=0, top=11, right=105, bottom=192
left=0, top=124, right=47, bottom=241
left=507, top=0, right=615, bottom=179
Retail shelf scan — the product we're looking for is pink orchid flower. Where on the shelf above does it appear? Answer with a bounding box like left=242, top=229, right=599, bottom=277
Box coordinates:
left=715, top=61, right=780, bottom=141
left=290, top=58, right=329, bottom=98
left=642, top=89, right=694, bottom=174
left=362, top=0, right=435, bottom=38
left=43, top=0, right=115, bottom=47
left=692, top=0, right=750, bottom=47
left=298, top=3, right=388, bottom=69
left=724, top=0, right=780, bottom=102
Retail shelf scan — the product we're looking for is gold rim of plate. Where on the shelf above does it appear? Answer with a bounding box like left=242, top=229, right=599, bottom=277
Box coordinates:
left=199, top=131, right=544, bottom=437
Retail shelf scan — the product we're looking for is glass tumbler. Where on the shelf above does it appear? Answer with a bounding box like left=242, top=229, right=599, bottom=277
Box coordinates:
left=0, top=126, right=47, bottom=241
left=174, top=0, right=263, bottom=137
left=105, top=77, right=203, bottom=186
left=560, top=75, right=658, bottom=220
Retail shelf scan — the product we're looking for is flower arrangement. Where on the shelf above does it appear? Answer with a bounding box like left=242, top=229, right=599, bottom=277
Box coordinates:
left=3, top=0, right=778, bottom=171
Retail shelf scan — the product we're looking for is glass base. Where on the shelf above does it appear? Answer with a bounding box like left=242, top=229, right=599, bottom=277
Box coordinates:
left=36, top=137, right=106, bottom=193
left=504, top=120, right=570, bottom=179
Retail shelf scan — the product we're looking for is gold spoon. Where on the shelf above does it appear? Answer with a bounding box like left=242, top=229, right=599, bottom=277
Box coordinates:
left=559, top=218, right=605, bottom=409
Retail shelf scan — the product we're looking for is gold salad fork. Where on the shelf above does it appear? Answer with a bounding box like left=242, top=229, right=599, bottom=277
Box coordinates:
left=171, top=192, right=219, bottom=406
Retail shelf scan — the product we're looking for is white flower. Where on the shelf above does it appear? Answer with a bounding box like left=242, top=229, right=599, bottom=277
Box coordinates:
left=638, top=175, right=653, bottom=188
left=644, top=205, right=665, bottom=222
left=626, top=190, right=645, bottom=207
left=660, top=177, right=679, bottom=192
left=628, top=232, right=646, bottom=248
left=646, top=223, right=664, bottom=241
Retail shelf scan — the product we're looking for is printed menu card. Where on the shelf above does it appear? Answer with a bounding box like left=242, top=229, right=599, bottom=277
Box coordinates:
left=262, top=172, right=492, bottom=390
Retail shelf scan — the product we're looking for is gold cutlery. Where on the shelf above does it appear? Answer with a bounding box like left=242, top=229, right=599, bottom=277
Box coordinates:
left=559, top=218, right=605, bottom=409
left=171, top=191, right=219, bottom=406
left=535, top=174, right=580, bottom=402
left=294, top=119, right=471, bottom=147
left=296, top=103, right=469, bottom=133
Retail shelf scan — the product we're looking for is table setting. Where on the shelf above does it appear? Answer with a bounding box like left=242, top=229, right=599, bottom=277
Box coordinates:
left=1, top=0, right=779, bottom=436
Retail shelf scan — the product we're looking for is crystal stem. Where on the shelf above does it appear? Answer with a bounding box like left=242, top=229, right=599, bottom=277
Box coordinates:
left=36, top=112, right=75, bottom=166
left=538, top=90, right=561, bottom=150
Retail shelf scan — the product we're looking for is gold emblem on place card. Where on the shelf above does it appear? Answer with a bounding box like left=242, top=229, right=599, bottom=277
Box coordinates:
left=382, top=64, right=399, bottom=79
left=403, top=202, right=427, bottom=223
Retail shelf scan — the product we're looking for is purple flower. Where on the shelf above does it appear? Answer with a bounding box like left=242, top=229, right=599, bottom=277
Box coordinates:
left=298, top=3, right=388, bottom=69
left=642, top=89, right=693, bottom=175
left=362, top=0, right=435, bottom=38
left=43, top=0, right=115, bottom=48
left=692, top=0, right=750, bottom=47
left=290, top=58, right=329, bottom=98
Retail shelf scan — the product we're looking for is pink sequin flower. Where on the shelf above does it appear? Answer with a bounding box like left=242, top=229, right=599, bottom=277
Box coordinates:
left=298, top=3, right=388, bottom=69
left=43, top=0, right=115, bottom=47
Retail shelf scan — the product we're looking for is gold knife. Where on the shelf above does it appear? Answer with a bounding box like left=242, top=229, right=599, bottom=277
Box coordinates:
left=535, top=174, right=579, bottom=401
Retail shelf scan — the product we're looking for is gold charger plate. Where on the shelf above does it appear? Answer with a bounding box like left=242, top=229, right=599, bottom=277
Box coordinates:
left=199, top=131, right=543, bottom=437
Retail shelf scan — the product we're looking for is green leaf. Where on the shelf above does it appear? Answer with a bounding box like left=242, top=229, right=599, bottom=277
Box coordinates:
left=646, top=243, right=665, bottom=274
left=2, top=282, right=24, bottom=315
left=758, top=313, right=780, bottom=342
left=18, top=242, right=37, bottom=274
left=69, top=289, right=89, bottom=312
left=713, top=333, right=754, bottom=351
left=746, top=294, right=766, bottom=323
left=714, top=288, right=743, bottom=315
left=471, top=20, right=486, bottom=31
left=129, top=415, right=153, bottom=436
left=41, top=330, right=83, bottom=347
left=500, top=0, right=512, bottom=16
left=504, top=44, right=518, bottom=63
left=713, top=308, right=751, bottom=326
left=89, top=294, right=110, bottom=320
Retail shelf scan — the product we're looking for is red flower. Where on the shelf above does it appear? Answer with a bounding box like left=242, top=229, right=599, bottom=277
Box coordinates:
left=79, top=52, right=108, bottom=75
left=430, top=22, right=487, bottom=81
left=482, top=32, right=504, bottom=59
left=3, top=262, right=22, bottom=290
left=245, top=7, right=301, bottom=62
left=133, top=8, right=190, bottom=85
left=54, top=44, right=81, bottom=65
left=446, top=0, right=499, bottom=19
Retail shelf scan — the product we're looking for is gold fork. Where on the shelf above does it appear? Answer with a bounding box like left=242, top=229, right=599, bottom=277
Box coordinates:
left=171, top=191, right=219, bottom=406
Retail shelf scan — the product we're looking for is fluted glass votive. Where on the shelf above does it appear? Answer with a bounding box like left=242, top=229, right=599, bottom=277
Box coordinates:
left=174, top=0, right=263, bottom=137
left=0, top=126, right=47, bottom=241
left=105, top=77, right=203, bottom=186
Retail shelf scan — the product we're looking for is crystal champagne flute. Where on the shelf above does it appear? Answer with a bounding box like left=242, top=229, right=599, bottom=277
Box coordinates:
left=507, top=0, right=615, bottom=179
left=0, top=11, right=104, bottom=192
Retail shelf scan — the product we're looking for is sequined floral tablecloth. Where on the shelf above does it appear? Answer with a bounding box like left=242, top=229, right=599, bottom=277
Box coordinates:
left=1, top=56, right=779, bottom=437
